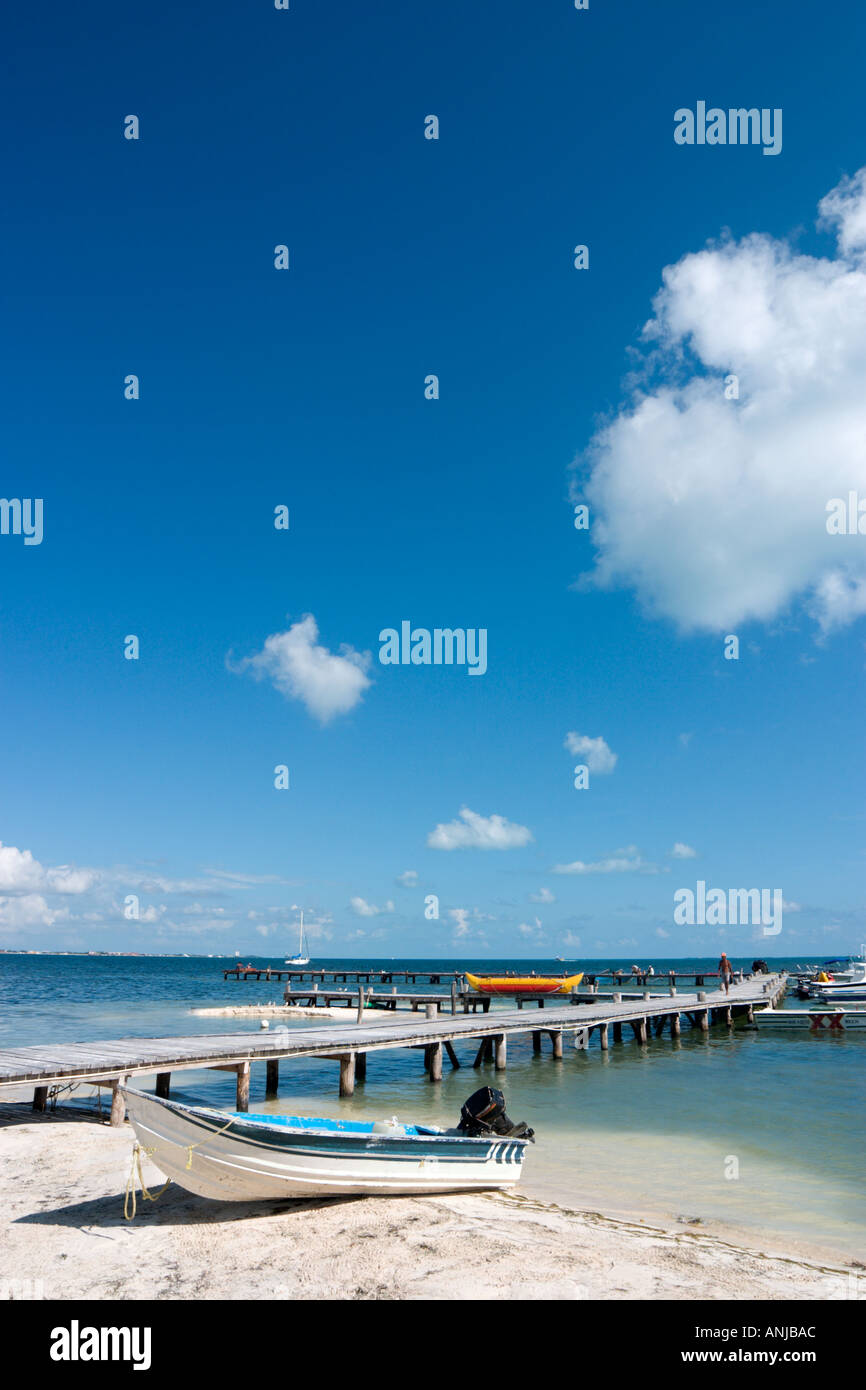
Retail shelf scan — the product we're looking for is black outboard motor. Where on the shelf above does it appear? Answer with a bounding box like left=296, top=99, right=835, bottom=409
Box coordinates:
left=457, top=1087, right=535, bottom=1141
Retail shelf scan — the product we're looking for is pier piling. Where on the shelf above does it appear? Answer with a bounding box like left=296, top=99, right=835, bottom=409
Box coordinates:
left=339, top=1053, right=355, bottom=1097
left=110, top=1076, right=128, bottom=1127
left=236, top=1062, right=250, bottom=1112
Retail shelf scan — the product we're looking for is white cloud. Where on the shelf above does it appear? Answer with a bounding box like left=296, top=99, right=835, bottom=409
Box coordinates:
left=0, top=893, right=69, bottom=928
left=656, top=926, right=670, bottom=939
left=427, top=807, right=533, bottom=851
left=0, top=842, right=96, bottom=896
left=530, top=887, right=555, bottom=903
left=517, top=917, right=544, bottom=937
left=232, top=614, right=372, bottom=723
left=563, top=732, right=617, bottom=774
left=396, top=870, right=418, bottom=887
left=448, top=908, right=471, bottom=937
left=553, top=846, right=656, bottom=875
left=349, top=896, right=394, bottom=917
left=446, top=906, right=495, bottom=938
left=678, top=732, right=693, bottom=748
left=670, top=842, right=697, bottom=859
left=573, top=167, right=866, bottom=634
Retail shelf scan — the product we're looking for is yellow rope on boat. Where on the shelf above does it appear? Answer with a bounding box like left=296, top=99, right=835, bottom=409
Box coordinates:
left=184, top=1114, right=238, bottom=1169
left=123, top=1114, right=239, bottom=1220
left=123, top=1143, right=172, bottom=1221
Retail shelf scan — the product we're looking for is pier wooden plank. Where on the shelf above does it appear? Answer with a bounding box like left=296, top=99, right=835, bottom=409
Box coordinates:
left=0, top=976, right=785, bottom=1093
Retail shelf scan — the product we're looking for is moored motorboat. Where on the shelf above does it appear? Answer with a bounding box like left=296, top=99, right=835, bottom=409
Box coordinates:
left=122, top=1085, right=534, bottom=1202
left=755, top=1007, right=866, bottom=1030
left=466, top=971, right=583, bottom=996
left=816, top=980, right=866, bottom=1002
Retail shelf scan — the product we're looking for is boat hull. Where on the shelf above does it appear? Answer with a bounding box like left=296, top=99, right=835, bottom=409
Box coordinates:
left=123, top=1089, right=530, bottom=1201
left=755, top=1008, right=866, bottom=1030
left=465, top=972, right=583, bottom=996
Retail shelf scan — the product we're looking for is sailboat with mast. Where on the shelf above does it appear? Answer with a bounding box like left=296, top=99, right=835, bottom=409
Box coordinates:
left=285, top=908, right=310, bottom=967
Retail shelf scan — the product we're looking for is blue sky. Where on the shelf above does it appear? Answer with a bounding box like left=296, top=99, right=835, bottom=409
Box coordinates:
left=1, top=0, right=864, bottom=958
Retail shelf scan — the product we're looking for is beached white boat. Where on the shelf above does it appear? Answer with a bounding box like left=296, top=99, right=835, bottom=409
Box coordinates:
left=755, top=1007, right=866, bottom=1031
left=122, top=1086, right=534, bottom=1201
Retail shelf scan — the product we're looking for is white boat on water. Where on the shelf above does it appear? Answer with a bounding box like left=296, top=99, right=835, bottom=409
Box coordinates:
left=122, top=1085, right=534, bottom=1201
left=755, top=1007, right=866, bottom=1031
left=802, top=955, right=866, bottom=998
left=816, top=981, right=866, bottom=1002
left=285, top=909, right=310, bottom=967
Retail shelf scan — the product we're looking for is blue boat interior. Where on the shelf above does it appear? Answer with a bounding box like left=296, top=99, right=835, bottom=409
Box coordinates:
left=232, top=1111, right=441, bottom=1137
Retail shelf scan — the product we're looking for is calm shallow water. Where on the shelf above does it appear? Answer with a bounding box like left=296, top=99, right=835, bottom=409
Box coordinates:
left=1, top=954, right=863, bottom=1258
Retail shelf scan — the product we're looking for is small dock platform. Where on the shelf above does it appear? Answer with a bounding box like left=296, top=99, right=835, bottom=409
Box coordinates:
left=0, top=974, right=786, bottom=1125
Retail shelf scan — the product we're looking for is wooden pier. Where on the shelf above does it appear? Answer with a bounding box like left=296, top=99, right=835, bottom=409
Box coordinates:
left=224, top=966, right=727, bottom=986
left=283, top=989, right=450, bottom=1012
left=0, top=974, right=786, bottom=1125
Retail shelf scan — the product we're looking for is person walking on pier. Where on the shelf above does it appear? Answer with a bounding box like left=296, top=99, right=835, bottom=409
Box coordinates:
left=718, top=952, right=734, bottom=995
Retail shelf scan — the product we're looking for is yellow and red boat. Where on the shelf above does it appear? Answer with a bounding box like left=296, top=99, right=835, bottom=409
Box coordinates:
left=465, top=971, right=583, bottom=996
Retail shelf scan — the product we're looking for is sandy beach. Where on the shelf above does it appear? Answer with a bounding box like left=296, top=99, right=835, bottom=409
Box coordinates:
left=1, top=1109, right=856, bottom=1301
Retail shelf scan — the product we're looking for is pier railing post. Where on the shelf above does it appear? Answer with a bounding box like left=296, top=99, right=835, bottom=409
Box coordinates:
left=356, top=985, right=365, bottom=1024
left=494, top=1034, right=507, bottom=1070
left=265, top=1059, right=279, bottom=1097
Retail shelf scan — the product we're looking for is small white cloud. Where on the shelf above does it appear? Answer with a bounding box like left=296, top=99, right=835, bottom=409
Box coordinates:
left=349, top=896, right=394, bottom=917
left=678, top=732, right=693, bottom=749
left=670, top=842, right=697, bottom=859
left=564, top=733, right=617, bottom=774
left=396, top=870, right=418, bottom=887
left=530, top=887, right=555, bottom=903
left=231, top=614, right=372, bottom=724
left=656, top=926, right=670, bottom=938
left=553, top=847, right=656, bottom=875
left=448, top=908, right=471, bottom=937
left=427, top=807, right=533, bottom=851
left=517, top=917, right=543, bottom=937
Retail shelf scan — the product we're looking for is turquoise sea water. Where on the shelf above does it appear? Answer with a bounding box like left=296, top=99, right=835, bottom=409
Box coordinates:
left=1, top=954, right=863, bottom=1260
